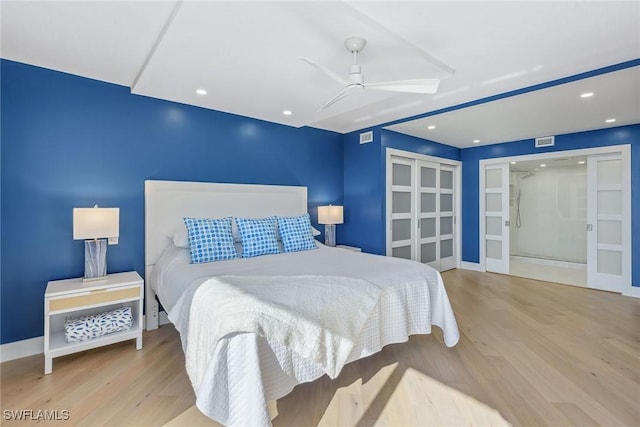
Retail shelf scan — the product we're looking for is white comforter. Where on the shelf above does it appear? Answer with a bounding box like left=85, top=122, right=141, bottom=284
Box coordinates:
left=154, top=244, right=459, bottom=427
left=185, top=275, right=381, bottom=391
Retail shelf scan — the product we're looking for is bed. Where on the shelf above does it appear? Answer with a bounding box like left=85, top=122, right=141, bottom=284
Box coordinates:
left=145, top=180, right=459, bottom=427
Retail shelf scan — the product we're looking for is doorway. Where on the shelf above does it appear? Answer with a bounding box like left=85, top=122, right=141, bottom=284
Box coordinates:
left=480, top=145, right=631, bottom=294
left=509, top=156, right=587, bottom=287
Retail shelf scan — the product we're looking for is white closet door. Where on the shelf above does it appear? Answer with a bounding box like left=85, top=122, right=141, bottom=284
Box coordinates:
left=389, top=158, right=415, bottom=260
left=439, top=165, right=456, bottom=271
left=484, top=163, right=510, bottom=274
left=416, top=161, right=457, bottom=272
left=417, top=160, right=439, bottom=269
left=387, top=151, right=459, bottom=272
left=587, top=154, right=625, bottom=292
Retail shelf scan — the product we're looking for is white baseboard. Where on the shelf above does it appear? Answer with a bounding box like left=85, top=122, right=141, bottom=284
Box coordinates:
left=0, top=336, right=43, bottom=362
left=460, top=261, right=484, bottom=272
left=627, top=286, right=640, bottom=299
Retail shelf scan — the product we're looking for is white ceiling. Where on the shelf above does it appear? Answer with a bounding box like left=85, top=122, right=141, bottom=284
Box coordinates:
left=2, top=1, right=639, bottom=144
left=386, top=66, right=640, bottom=147
left=510, top=155, right=587, bottom=173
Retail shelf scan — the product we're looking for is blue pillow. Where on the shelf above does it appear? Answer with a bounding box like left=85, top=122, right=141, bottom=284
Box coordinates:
left=235, top=217, right=280, bottom=258
left=277, top=214, right=318, bottom=253
left=183, top=217, right=238, bottom=263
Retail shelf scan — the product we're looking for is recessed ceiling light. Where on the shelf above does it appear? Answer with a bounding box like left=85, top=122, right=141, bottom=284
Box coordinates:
left=283, top=110, right=293, bottom=116
left=578, top=160, right=585, bottom=164
left=540, top=164, right=546, bottom=167
left=196, top=89, right=207, bottom=95
left=473, top=139, right=480, bottom=143
left=605, top=118, right=616, bottom=123
left=510, top=161, right=517, bottom=165
left=427, top=125, right=436, bottom=130
left=580, top=92, right=594, bottom=98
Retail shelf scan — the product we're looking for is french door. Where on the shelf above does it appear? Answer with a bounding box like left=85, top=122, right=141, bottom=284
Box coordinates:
left=481, top=146, right=630, bottom=293
left=587, top=153, right=628, bottom=292
left=388, top=151, right=459, bottom=272
left=483, top=163, right=510, bottom=274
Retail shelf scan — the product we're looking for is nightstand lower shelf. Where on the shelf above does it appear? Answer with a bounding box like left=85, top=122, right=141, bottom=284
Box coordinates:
left=44, top=271, right=144, bottom=374
left=48, top=318, right=142, bottom=354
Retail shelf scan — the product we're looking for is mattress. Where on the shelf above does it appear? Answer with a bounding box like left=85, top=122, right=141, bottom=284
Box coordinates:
left=151, top=244, right=459, bottom=426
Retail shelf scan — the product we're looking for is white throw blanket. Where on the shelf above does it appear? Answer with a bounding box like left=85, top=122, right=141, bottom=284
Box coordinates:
left=185, top=275, right=382, bottom=393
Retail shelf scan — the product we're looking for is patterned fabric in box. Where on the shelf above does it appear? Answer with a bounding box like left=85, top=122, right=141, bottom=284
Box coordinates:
left=184, top=217, right=238, bottom=263
left=64, top=306, right=133, bottom=343
left=277, top=213, right=318, bottom=253
left=235, top=216, right=280, bottom=258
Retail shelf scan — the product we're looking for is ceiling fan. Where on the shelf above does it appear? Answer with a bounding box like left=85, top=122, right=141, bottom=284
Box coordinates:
left=300, top=36, right=440, bottom=111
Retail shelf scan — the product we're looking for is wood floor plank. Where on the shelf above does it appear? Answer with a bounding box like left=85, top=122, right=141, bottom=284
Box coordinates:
left=2, top=269, right=638, bottom=426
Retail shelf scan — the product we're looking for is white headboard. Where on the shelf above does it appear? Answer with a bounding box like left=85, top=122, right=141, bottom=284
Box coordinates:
left=144, top=180, right=308, bottom=329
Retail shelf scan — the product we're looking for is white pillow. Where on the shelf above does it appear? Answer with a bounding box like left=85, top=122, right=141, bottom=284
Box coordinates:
left=172, top=229, right=189, bottom=248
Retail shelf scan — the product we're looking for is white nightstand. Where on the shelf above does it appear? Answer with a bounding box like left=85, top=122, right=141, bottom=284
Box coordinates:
left=336, top=245, right=362, bottom=252
left=44, top=271, right=143, bottom=374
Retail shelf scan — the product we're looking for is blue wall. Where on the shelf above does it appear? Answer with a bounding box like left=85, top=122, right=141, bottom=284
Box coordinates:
left=460, top=125, right=640, bottom=286
left=342, top=128, right=461, bottom=254
left=2, top=58, right=639, bottom=346
left=0, top=60, right=344, bottom=344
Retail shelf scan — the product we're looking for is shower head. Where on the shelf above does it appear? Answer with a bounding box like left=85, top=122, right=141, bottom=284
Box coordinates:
left=521, top=171, right=536, bottom=179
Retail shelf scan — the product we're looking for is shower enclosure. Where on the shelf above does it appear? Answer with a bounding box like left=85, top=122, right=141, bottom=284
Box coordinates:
left=509, top=161, right=588, bottom=286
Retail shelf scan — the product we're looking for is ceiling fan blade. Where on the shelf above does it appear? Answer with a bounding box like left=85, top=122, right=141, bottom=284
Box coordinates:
left=299, top=56, right=349, bottom=86
left=318, top=87, right=353, bottom=112
left=365, top=78, right=440, bottom=94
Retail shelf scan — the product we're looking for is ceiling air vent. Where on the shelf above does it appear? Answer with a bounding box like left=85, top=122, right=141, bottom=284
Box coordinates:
left=360, top=131, right=373, bottom=144
left=535, top=136, right=555, bottom=148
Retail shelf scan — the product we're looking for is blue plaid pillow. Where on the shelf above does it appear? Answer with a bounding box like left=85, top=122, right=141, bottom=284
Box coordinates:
left=277, top=214, right=318, bottom=253
left=235, top=217, right=280, bottom=258
left=183, top=217, right=238, bottom=263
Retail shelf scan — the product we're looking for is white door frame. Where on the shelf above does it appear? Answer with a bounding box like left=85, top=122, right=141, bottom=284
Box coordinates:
left=479, top=144, right=631, bottom=295
left=386, top=148, right=462, bottom=270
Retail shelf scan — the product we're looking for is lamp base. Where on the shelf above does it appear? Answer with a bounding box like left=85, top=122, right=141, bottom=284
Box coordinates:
left=324, top=224, right=336, bottom=247
left=84, top=239, right=108, bottom=282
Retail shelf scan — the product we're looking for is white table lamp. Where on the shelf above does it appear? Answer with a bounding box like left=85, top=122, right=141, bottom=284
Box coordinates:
left=318, top=205, right=343, bottom=247
left=73, top=205, right=119, bottom=282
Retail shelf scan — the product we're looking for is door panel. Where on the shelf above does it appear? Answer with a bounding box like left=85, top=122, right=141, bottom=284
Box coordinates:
left=389, top=158, right=415, bottom=261
left=439, top=165, right=456, bottom=271
left=484, top=163, right=509, bottom=274
left=417, top=160, right=439, bottom=270
left=587, top=154, right=623, bottom=292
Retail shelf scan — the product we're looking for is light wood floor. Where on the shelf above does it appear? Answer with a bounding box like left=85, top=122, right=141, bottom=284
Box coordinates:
left=2, top=270, right=639, bottom=426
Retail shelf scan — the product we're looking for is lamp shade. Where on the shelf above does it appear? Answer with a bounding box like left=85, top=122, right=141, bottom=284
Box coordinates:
left=318, top=205, right=343, bottom=225
left=73, top=207, right=119, bottom=240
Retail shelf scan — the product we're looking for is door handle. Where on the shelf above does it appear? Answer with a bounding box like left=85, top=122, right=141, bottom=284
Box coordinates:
left=587, top=224, right=593, bottom=231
